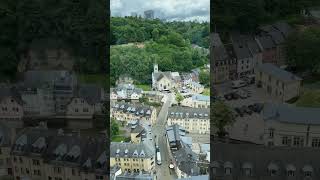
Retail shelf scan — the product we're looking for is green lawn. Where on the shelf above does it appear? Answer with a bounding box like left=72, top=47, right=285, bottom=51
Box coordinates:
left=112, top=136, right=126, bottom=142
left=77, top=74, right=108, bottom=88
left=295, top=89, right=320, bottom=108
left=202, top=88, right=210, bottom=96
left=136, top=84, right=152, bottom=91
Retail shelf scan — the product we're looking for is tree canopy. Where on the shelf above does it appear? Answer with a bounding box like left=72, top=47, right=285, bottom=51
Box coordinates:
left=0, top=0, right=107, bottom=82
left=212, top=0, right=320, bottom=32
left=111, top=17, right=209, bottom=85
left=286, top=27, right=320, bottom=74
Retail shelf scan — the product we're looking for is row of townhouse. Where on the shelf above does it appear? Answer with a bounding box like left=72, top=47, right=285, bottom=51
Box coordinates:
left=181, top=94, right=210, bottom=109
left=0, top=123, right=108, bottom=180
left=212, top=141, right=320, bottom=180
left=0, top=71, right=106, bottom=129
left=110, top=141, right=155, bottom=174
left=212, top=22, right=293, bottom=83
left=110, top=84, right=143, bottom=101
left=166, top=124, right=209, bottom=179
left=225, top=102, right=320, bottom=148
left=167, top=107, right=210, bottom=134
left=110, top=102, right=157, bottom=125
left=152, top=64, right=203, bottom=92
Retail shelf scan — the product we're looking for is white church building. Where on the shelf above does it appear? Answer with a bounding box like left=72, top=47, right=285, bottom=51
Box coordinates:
left=151, top=64, right=181, bottom=91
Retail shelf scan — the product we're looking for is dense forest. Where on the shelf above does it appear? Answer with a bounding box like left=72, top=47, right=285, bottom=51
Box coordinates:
left=0, top=0, right=107, bottom=81
left=212, top=0, right=320, bottom=32
left=110, top=17, right=209, bottom=85
left=111, top=17, right=210, bottom=48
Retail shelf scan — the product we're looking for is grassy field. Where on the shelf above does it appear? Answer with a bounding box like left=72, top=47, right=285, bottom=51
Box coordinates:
left=202, top=88, right=210, bottom=96
left=136, top=84, right=152, bottom=91
left=78, top=74, right=108, bottom=88
left=295, top=89, right=320, bottom=108
left=112, top=136, right=126, bottom=142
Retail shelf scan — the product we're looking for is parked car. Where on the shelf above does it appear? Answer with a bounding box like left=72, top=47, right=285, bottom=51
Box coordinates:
left=235, top=107, right=244, bottom=117
left=232, top=80, right=247, bottom=89
left=243, top=106, right=253, bottom=115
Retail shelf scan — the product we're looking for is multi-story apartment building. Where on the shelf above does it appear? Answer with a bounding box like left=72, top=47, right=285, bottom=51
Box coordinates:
left=111, top=103, right=157, bottom=125
left=110, top=84, right=143, bottom=101
left=212, top=33, right=232, bottom=83
left=255, top=63, right=302, bottom=102
left=110, top=142, right=155, bottom=173
left=11, top=127, right=108, bottom=180
left=167, top=107, right=210, bottom=134
left=0, top=86, right=24, bottom=128
left=255, top=36, right=277, bottom=65
left=262, top=103, right=320, bottom=148
left=181, top=94, right=210, bottom=109
left=259, top=22, right=293, bottom=67
left=188, top=82, right=204, bottom=94
left=0, top=122, right=13, bottom=178
left=212, top=141, right=320, bottom=180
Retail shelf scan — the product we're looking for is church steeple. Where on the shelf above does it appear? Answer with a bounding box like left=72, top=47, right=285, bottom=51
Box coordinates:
left=154, top=63, right=158, bottom=73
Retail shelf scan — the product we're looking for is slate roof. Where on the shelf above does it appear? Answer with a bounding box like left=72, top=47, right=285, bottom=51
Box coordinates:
left=11, top=127, right=107, bottom=173
left=112, top=102, right=154, bottom=117
left=273, top=22, right=293, bottom=38
left=256, top=36, right=276, bottom=49
left=168, top=107, right=209, bottom=119
left=24, top=70, right=75, bottom=88
left=256, top=63, right=302, bottom=82
left=262, top=103, right=320, bottom=125
left=116, top=172, right=154, bottom=180
left=179, top=175, right=209, bottom=180
left=0, top=86, right=24, bottom=105
left=166, top=124, right=186, bottom=144
left=153, top=72, right=173, bottom=81
left=192, top=94, right=210, bottom=102
left=174, top=142, right=200, bottom=176
left=110, top=142, right=154, bottom=159
left=130, top=124, right=145, bottom=134
left=76, top=84, right=103, bottom=105
left=212, top=142, right=320, bottom=179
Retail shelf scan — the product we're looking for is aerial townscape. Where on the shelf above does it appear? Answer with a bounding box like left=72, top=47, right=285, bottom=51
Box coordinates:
left=0, top=1, right=108, bottom=179
left=212, top=1, right=320, bottom=179
left=110, top=9, right=210, bottom=180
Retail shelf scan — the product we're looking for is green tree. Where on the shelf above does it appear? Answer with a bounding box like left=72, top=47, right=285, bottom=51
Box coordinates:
left=199, top=70, right=210, bottom=87
left=175, top=92, right=184, bottom=105
left=212, top=101, right=235, bottom=137
left=286, top=27, right=320, bottom=73
left=111, top=119, right=120, bottom=138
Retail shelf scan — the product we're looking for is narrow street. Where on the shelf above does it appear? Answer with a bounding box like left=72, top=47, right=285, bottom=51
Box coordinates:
left=152, top=93, right=176, bottom=180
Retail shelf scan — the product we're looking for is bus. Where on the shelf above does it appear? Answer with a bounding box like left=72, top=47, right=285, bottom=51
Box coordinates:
left=156, top=151, right=161, bottom=165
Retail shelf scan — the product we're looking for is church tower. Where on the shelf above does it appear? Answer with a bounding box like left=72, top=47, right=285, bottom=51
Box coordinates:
left=154, top=63, right=158, bottom=73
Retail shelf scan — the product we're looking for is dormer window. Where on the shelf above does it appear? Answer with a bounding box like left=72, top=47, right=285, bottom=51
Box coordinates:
left=224, top=161, right=233, bottom=175
left=286, top=164, right=296, bottom=177
left=212, top=161, right=219, bottom=175
left=268, top=162, right=279, bottom=176
left=303, top=165, right=313, bottom=177
left=242, top=162, right=253, bottom=176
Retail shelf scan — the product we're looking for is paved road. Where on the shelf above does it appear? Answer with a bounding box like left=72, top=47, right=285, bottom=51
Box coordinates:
left=152, top=93, right=176, bottom=180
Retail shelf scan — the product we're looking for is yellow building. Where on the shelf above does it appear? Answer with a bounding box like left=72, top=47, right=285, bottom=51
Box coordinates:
left=10, top=127, right=108, bottom=180
left=110, top=142, right=155, bottom=174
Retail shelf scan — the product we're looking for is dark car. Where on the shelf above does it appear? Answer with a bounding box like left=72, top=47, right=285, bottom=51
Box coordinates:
left=242, top=106, right=252, bottom=115
left=235, top=107, right=244, bottom=117
left=253, top=103, right=264, bottom=113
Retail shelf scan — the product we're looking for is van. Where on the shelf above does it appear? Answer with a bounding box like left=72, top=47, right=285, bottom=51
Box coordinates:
left=231, top=80, right=247, bottom=89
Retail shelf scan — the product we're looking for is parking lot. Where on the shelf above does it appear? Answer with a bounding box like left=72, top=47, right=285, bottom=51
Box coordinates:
left=215, top=82, right=282, bottom=108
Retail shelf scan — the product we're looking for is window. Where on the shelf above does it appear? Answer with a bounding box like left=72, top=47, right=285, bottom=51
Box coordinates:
left=225, top=168, right=231, bottom=175
left=293, top=136, right=304, bottom=147
left=268, top=128, right=274, bottom=138
left=72, top=169, right=75, bottom=175
left=287, top=170, right=295, bottom=176
left=311, top=138, right=320, bottom=148
left=282, top=136, right=291, bottom=146
left=75, top=108, right=79, bottom=112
